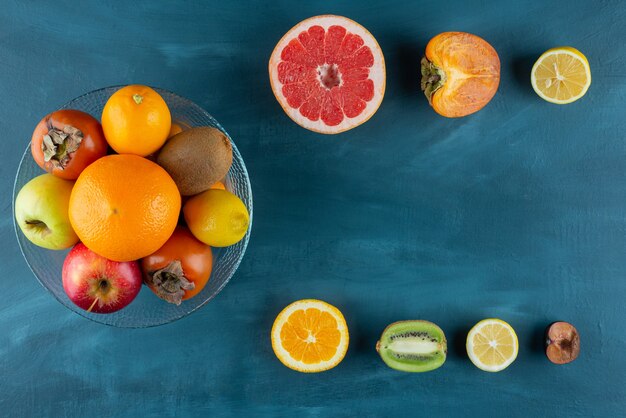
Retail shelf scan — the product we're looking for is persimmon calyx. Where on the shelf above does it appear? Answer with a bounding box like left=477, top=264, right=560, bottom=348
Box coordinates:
left=421, top=57, right=446, bottom=104
left=42, top=124, right=83, bottom=169
left=146, top=260, right=195, bottom=305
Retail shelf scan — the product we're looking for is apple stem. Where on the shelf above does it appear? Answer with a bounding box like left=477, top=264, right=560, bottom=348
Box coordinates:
left=24, top=219, right=51, bottom=237
left=87, top=298, right=99, bottom=313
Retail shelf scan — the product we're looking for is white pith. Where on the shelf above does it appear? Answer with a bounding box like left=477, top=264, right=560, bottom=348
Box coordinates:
left=269, top=15, right=386, bottom=134
left=271, top=299, right=349, bottom=372
left=317, top=64, right=342, bottom=89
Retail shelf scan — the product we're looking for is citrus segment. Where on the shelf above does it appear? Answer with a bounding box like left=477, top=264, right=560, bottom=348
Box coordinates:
left=269, top=15, right=385, bottom=134
left=466, top=318, right=518, bottom=372
left=271, top=299, right=349, bottom=372
left=531, top=47, right=591, bottom=104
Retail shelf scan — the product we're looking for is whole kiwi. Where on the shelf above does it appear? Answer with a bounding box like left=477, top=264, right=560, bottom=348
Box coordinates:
left=376, top=320, right=447, bottom=372
left=157, top=127, right=233, bottom=196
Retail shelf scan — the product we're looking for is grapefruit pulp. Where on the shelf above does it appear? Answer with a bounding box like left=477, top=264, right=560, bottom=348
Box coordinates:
left=269, top=15, right=386, bottom=134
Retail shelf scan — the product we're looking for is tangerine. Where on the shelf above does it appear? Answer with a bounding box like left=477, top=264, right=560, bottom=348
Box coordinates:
left=168, top=122, right=184, bottom=138
left=102, top=85, right=171, bottom=156
left=69, top=154, right=181, bottom=262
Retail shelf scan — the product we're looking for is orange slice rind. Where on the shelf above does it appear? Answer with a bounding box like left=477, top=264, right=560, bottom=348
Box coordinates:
left=271, top=299, right=349, bottom=373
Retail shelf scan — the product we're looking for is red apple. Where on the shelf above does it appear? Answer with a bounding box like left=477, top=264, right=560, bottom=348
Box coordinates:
left=62, top=243, right=142, bottom=313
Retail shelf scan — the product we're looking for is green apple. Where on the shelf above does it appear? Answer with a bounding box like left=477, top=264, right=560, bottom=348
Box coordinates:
left=15, top=174, right=79, bottom=250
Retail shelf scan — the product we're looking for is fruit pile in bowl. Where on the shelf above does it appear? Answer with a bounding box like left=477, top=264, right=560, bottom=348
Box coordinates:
left=13, top=85, right=252, bottom=328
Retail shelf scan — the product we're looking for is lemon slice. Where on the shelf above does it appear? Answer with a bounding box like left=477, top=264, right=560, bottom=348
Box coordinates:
left=466, top=318, right=518, bottom=372
left=271, top=299, right=349, bottom=373
left=531, top=47, right=591, bottom=104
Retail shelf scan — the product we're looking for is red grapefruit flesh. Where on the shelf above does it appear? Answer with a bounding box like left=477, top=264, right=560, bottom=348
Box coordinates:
left=269, top=15, right=386, bottom=134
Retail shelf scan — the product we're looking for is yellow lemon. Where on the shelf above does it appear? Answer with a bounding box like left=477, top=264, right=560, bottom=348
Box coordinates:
left=183, top=189, right=249, bottom=247
left=466, top=318, right=518, bottom=372
left=531, top=47, right=591, bottom=104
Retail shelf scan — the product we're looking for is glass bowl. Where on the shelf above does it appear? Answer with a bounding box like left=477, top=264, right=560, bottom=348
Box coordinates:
left=12, top=86, right=253, bottom=328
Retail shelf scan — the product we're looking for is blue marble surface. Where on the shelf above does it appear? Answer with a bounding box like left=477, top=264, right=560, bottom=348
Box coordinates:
left=2, top=1, right=625, bottom=416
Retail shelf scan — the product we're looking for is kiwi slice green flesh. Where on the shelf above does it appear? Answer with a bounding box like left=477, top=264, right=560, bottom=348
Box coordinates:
left=376, top=320, right=447, bottom=372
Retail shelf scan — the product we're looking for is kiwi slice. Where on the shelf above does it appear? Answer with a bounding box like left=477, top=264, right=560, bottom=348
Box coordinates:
left=157, top=126, right=233, bottom=196
left=376, top=320, right=447, bottom=372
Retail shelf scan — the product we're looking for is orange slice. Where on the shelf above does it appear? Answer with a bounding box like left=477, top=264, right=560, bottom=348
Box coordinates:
left=271, top=299, right=349, bottom=372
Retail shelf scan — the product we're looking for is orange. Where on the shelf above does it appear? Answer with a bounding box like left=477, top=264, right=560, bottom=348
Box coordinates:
left=69, top=154, right=181, bottom=262
left=210, top=181, right=226, bottom=190
left=168, top=122, right=184, bottom=138
left=102, top=85, right=171, bottom=156
left=271, top=299, right=349, bottom=372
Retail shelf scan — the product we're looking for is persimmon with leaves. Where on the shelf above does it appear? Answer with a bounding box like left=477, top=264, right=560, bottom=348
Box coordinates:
left=31, top=110, right=108, bottom=180
left=141, top=227, right=213, bottom=305
left=421, top=32, right=500, bottom=118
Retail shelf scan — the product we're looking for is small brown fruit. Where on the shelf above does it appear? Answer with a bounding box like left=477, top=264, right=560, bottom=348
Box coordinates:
left=545, top=321, right=580, bottom=364
left=157, top=127, right=233, bottom=196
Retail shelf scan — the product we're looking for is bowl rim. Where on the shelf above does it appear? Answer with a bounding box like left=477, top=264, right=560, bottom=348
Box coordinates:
left=12, top=85, right=253, bottom=328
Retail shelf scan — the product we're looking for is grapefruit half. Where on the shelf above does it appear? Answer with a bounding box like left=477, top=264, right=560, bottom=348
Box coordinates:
left=269, top=15, right=386, bottom=134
